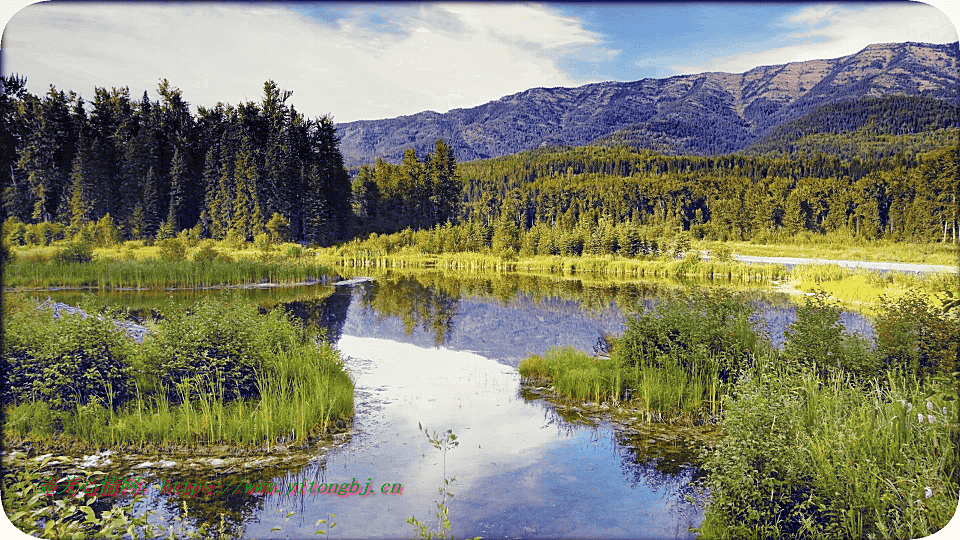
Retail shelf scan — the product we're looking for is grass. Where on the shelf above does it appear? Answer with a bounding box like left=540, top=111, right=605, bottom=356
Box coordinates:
left=788, top=264, right=959, bottom=313
left=698, top=367, right=958, bottom=540
left=2, top=295, right=353, bottom=449
left=518, top=285, right=958, bottom=538
left=4, top=257, right=332, bottom=290
left=4, top=239, right=332, bottom=290
left=321, top=249, right=789, bottom=283
left=699, top=230, right=959, bottom=266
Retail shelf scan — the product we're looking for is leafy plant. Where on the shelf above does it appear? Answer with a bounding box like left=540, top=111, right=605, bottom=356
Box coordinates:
left=52, top=241, right=93, bottom=264
left=408, top=424, right=474, bottom=540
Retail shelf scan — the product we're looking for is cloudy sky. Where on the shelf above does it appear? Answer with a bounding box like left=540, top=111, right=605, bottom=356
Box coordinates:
left=1, top=1, right=957, bottom=123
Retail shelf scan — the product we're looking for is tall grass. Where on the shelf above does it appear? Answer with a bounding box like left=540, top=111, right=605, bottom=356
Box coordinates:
left=3, top=258, right=333, bottom=289
left=322, top=250, right=788, bottom=283
left=3, top=296, right=353, bottom=449
left=698, top=367, right=958, bottom=539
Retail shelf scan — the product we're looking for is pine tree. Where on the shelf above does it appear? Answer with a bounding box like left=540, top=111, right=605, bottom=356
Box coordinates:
left=229, top=137, right=263, bottom=241
left=166, top=147, right=186, bottom=232
left=142, top=166, right=161, bottom=237
left=66, top=138, right=95, bottom=233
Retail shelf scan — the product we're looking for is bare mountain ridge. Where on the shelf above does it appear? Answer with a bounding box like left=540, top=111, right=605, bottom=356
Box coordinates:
left=336, top=41, right=959, bottom=167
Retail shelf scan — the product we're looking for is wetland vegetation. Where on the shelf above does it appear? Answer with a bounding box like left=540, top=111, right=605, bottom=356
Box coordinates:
left=519, top=287, right=959, bottom=539
left=2, top=293, right=353, bottom=449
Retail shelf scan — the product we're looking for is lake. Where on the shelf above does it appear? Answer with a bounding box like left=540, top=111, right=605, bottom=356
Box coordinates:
left=12, top=272, right=874, bottom=538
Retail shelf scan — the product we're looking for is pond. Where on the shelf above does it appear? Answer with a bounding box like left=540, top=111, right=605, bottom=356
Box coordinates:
left=9, top=272, right=874, bottom=538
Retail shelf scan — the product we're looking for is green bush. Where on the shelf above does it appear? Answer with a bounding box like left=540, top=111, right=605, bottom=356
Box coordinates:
left=53, top=241, right=94, bottom=264
left=3, top=299, right=135, bottom=410
left=698, top=375, right=815, bottom=539
left=712, top=244, right=734, bottom=262
left=158, top=237, right=187, bottom=261
left=614, top=290, right=763, bottom=383
left=4, top=217, right=26, bottom=245
left=874, top=290, right=959, bottom=379
left=192, top=239, right=219, bottom=263
left=143, top=298, right=306, bottom=403
left=783, top=290, right=880, bottom=378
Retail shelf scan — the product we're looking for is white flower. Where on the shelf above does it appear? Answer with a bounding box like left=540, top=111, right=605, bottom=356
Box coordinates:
left=927, top=402, right=934, bottom=412
left=925, top=486, right=933, bottom=499
left=918, top=413, right=924, bottom=423
left=928, top=415, right=936, bottom=423
left=907, top=403, right=913, bottom=413
left=943, top=407, right=948, bottom=416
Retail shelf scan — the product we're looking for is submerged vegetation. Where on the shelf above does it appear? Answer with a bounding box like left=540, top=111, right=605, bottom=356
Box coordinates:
left=2, top=294, right=353, bottom=448
left=519, top=288, right=959, bottom=538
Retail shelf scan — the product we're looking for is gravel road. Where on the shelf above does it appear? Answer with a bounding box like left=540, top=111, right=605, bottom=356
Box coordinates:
left=731, top=255, right=958, bottom=274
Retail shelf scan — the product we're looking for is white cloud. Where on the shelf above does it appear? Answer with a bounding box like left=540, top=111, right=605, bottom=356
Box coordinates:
left=2, top=2, right=614, bottom=122
left=671, top=2, right=958, bottom=75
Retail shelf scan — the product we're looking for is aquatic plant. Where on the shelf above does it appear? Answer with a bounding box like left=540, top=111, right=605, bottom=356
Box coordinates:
left=408, top=424, right=478, bottom=540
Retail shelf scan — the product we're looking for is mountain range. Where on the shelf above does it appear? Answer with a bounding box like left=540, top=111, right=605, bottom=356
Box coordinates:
left=335, top=41, right=959, bottom=167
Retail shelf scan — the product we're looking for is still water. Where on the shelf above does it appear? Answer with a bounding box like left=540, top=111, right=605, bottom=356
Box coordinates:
left=21, top=273, right=873, bottom=539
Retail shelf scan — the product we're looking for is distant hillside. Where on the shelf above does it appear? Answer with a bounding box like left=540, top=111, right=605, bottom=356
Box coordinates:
left=336, top=41, right=959, bottom=167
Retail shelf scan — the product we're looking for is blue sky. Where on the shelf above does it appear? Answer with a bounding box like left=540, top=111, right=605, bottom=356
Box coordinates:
left=1, top=1, right=957, bottom=123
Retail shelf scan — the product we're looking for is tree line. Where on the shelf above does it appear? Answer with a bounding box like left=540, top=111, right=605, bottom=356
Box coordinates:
left=3, top=75, right=957, bottom=252
left=1, top=76, right=351, bottom=245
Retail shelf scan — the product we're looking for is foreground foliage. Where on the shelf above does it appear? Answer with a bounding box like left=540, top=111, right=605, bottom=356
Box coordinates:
left=520, top=287, right=959, bottom=537
left=3, top=295, right=353, bottom=447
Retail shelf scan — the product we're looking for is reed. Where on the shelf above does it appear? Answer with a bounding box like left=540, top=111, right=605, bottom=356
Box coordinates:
left=3, top=258, right=333, bottom=289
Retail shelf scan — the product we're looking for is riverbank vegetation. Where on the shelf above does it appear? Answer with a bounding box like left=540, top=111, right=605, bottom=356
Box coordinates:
left=519, top=289, right=959, bottom=538
left=2, top=295, right=353, bottom=448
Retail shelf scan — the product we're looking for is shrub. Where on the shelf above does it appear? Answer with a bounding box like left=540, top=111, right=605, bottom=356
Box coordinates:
left=3, top=299, right=135, bottom=410
left=144, top=298, right=282, bottom=403
left=712, top=244, right=734, bottom=262
left=874, top=290, right=959, bottom=379
left=4, top=217, right=26, bottom=245
left=699, top=375, right=820, bottom=539
left=24, top=223, right=43, bottom=245
left=53, top=241, right=94, bottom=264
left=158, top=237, right=187, bottom=261
left=614, top=291, right=763, bottom=383
left=266, top=212, right=291, bottom=243
left=253, top=232, right=272, bottom=252
left=94, top=213, right=123, bottom=247
left=782, top=290, right=880, bottom=378
left=192, top=239, right=219, bottom=263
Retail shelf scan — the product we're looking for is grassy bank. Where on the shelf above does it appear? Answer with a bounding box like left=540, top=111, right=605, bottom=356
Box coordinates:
left=519, top=289, right=959, bottom=538
left=322, top=250, right=789, bottom=283
left=2, top=295, right=353, bottom=448
left=4, top=239, right=332, bottom=290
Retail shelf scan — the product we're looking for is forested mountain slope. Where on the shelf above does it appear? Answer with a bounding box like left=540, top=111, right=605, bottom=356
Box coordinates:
left=336, top=41, right=959, bottom=167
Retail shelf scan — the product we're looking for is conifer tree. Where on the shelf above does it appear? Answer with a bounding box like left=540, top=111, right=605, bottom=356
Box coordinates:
left=142, top=166, right=161, bottom=237
left=166, top=147, right=186, bottom=232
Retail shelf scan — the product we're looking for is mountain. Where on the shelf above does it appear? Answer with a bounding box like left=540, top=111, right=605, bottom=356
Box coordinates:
left=335, top=41, right=959, bottom=167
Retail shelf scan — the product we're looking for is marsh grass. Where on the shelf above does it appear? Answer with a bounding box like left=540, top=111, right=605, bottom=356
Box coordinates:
left=790, top=265, right=959, bottom=312
left=322, top=250, right=788, bottom=283
left=3, top=296, right=353, bottom=449
left=698, top=368, right=958, bottom=540
left=4, top=258, right=332, bottom=289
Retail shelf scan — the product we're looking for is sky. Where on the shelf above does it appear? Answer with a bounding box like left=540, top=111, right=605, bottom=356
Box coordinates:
left=0, top=1, right=958, bottom=124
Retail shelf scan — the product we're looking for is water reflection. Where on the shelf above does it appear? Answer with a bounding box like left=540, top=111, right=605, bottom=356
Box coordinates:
left=11, top=272, right=877, bottom=538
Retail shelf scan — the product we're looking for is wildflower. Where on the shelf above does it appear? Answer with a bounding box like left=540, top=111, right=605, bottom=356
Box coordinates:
left=925, top=486, right=933, bottom=499
left=928, top=415, right=936, bottom=423
left=907, top=403, right=913, bottom=413
left=927, top=402, right=934, bottom=412
left=918, top=413, right=924, bottom=423
left=943, top=407, right=948, bottom=416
